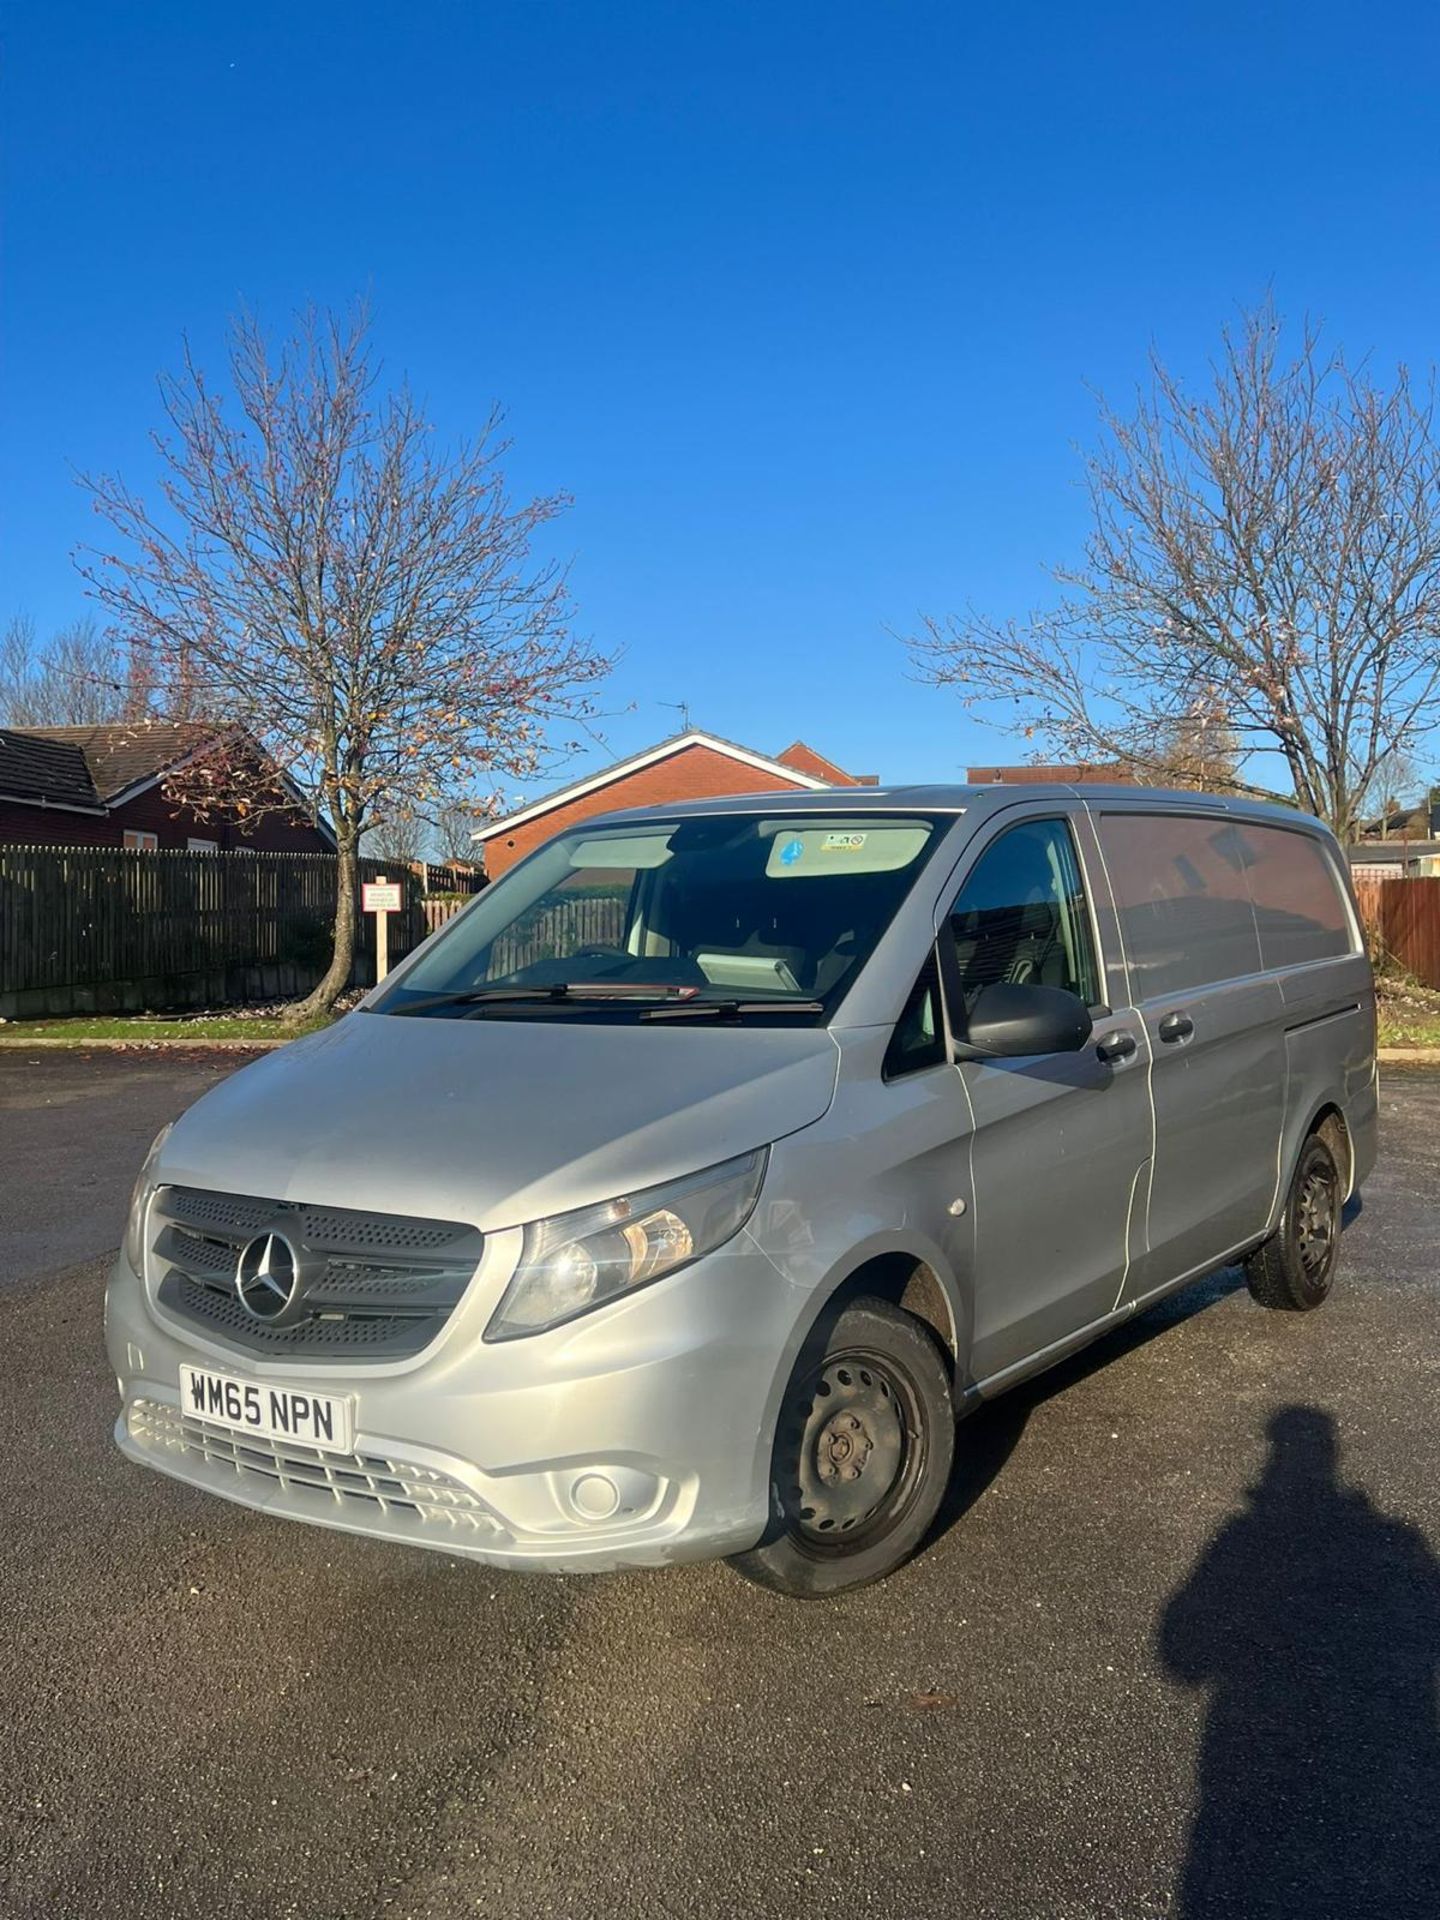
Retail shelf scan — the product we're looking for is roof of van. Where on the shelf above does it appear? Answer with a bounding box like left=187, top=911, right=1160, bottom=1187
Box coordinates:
left=572, top=782, right=1329, bottom=833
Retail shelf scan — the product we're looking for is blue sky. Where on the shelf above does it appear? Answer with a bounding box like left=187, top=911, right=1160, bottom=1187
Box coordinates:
left=4, top=1, right=1439, bottom=800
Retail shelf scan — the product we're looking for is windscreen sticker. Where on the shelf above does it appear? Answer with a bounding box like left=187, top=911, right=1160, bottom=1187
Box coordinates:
left=762, top=823, right=931, bottom=877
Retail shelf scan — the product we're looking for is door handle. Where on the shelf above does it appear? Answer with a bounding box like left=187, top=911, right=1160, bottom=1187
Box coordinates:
left=1095, top=1030, right=1138, bottom=1065
left=1158, top=1011, right=1195, bottom=1044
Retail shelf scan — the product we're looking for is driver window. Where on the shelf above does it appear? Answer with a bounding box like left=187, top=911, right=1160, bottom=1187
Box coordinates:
left=947, top=818, right=1100, bottom=1010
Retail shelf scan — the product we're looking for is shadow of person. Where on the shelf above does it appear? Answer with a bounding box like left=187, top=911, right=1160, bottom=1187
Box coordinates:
left=1159, top=1407, right=1440, bottom=1918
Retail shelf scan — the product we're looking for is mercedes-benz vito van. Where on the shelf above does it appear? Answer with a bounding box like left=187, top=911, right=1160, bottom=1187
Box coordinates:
left=108, top=785, right=1377, bottom=1596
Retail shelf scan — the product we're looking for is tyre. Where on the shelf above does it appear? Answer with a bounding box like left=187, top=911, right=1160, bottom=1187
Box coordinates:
left=1244, top=1132, right=1343, bottom=1311
left=728, top=1297, right=954, bottom=1599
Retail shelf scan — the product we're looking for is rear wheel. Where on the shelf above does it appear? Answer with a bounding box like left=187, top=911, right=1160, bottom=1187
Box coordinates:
left=1244, top=1133, right=1343, bottom=1311
left=728, top=1298, right=954, bottom=1599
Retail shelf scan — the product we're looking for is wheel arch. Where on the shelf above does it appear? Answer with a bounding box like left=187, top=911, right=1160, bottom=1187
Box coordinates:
left=790, top=1245, right=968, bottom=1384
left=1267, top=1090, right=1356, bottom=1240
left=1299, top=1100, right=1354, bottom=1199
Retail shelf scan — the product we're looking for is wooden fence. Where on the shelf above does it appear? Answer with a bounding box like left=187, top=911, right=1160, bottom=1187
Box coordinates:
left=420, top=897, right=472, bottom=939
left=1352, top=875, right=1440, bottom=987
left=405, top=891, right=628, bottom=975
left=10, top=846, right=1437, bottom=1019
left=0, top=846, right=436, bottom=1019
left=489, top=892, right=627, bottom=978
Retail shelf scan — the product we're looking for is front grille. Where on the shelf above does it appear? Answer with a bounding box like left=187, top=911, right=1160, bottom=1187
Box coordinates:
left=128, top=1398, right=499, bottom=1535
left=149, top=1185, right=484, bottom=1362
left=160, top=1276, right=441, bottom=1354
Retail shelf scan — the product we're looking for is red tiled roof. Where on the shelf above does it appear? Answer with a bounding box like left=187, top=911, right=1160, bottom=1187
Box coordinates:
left=775, top=740, right=876, bottom=785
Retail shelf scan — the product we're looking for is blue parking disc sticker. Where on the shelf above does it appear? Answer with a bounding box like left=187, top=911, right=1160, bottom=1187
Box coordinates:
left=780, top=837, right=805, bottom=866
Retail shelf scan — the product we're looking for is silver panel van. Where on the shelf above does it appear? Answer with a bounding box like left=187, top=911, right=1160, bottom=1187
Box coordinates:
left=108, top=785, right=1377, bottom=1595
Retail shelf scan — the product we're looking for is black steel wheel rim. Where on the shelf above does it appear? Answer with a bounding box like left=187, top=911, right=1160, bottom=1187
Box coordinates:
left=1296, top=1159, right=1339, bottom=1278
left=778, top=1346, right=928, bottom=1557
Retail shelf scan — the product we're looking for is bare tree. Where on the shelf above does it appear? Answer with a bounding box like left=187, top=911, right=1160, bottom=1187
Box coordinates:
left=366, top=800, right=485, bottom=871
left=909, top=303, right=1440, bottom=842
left=0, top=613, right=132, bottom=726
left=432, top=799, right=483, bottom=866
left=365, top=813, right=429, bottom=867
left=1356, top=745, right=1425, bottom=835
left=79, top=305, right=609, bottom=1017
left=0, top=616, right=35, bottom=724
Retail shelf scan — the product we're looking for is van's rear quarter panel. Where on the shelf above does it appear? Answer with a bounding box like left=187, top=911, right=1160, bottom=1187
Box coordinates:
left=1279, top=954, right=1378, bottom=1200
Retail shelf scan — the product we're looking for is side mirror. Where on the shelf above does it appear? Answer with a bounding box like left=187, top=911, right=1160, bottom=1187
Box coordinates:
left=957, top=981, right=1093, bottom=1059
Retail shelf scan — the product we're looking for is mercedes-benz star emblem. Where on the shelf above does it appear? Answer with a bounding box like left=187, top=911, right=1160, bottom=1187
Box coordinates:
left=235, top=1232, right=303, bottom=1324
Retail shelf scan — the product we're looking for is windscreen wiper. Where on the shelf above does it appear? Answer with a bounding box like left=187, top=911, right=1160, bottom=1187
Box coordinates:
left=639, top=999, right=826, bottom=1022
left=380, top=985, right=575, bottom=1016
left=380, top=982, right=705, bottom=1017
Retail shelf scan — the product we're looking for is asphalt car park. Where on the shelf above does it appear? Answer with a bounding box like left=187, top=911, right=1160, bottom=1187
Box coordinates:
left=2, top=1050, right=1437, bottom=1919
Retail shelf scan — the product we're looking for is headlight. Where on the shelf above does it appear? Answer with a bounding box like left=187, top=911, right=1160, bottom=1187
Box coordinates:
left=122, top=1123, right=173, bottom=1273
left=485, top=1147, right=769, bottom=1340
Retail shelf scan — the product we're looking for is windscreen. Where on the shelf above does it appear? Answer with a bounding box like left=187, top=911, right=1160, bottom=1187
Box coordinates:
left=376, top=813, right=943, bottom=1019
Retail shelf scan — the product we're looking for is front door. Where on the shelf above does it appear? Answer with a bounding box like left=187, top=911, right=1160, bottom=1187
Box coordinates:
left=942, top=812, right=1155, bottom=1384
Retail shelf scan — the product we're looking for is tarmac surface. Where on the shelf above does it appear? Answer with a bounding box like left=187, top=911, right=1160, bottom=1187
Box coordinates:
left=2, top=1050, right=1437, bottom=1919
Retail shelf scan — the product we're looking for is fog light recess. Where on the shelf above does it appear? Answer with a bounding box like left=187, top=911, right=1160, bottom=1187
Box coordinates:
left=569, top=1473, right=621, bottom=1522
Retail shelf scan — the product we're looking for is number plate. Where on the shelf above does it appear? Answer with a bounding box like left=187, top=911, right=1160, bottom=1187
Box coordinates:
left=179, top=1365, right=353, bottom=1454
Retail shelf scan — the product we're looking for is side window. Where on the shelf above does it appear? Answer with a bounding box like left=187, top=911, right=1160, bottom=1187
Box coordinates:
left=1241, top=825, right=1357, bottom=970
left=1097, top=812, right=1262, bottom=1001
left=884, top=949, right=946, bottom=1079
left=946, top=818, right=1101, bottom=1010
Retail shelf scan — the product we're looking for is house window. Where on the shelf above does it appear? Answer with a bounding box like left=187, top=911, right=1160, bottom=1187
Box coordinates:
left=187, top=837, right=219, bottom=853
left=122, top=831, right=159, bottom=852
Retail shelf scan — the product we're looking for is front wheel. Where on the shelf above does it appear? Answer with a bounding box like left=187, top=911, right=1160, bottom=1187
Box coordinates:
left=1244, top=1132, right=1343, bottom=1311
left=728, top=1297, right=954, bottom=1599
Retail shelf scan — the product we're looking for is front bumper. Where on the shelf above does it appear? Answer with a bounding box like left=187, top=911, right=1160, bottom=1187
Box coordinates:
left=106, top=1232, right=796, bottom=1573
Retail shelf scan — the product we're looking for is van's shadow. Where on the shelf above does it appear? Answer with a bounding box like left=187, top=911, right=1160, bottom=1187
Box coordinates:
left=929, top=1260, right=1250, bottom=1541
left=930, top=1197, right=1364, bottom=1540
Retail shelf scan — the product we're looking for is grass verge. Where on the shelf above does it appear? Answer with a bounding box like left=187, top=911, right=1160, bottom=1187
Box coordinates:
left=1375, top=973, right=1440, bottom=1049
left=0, top=1013, right=334, bottom=1043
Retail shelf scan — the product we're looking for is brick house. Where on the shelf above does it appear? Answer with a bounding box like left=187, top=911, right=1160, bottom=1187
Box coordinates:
left=473, top=730, right=879, bottom=879
left=0, top=722, right=333, bottom=852
left=1355, top=796, right=1440, bottom=843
